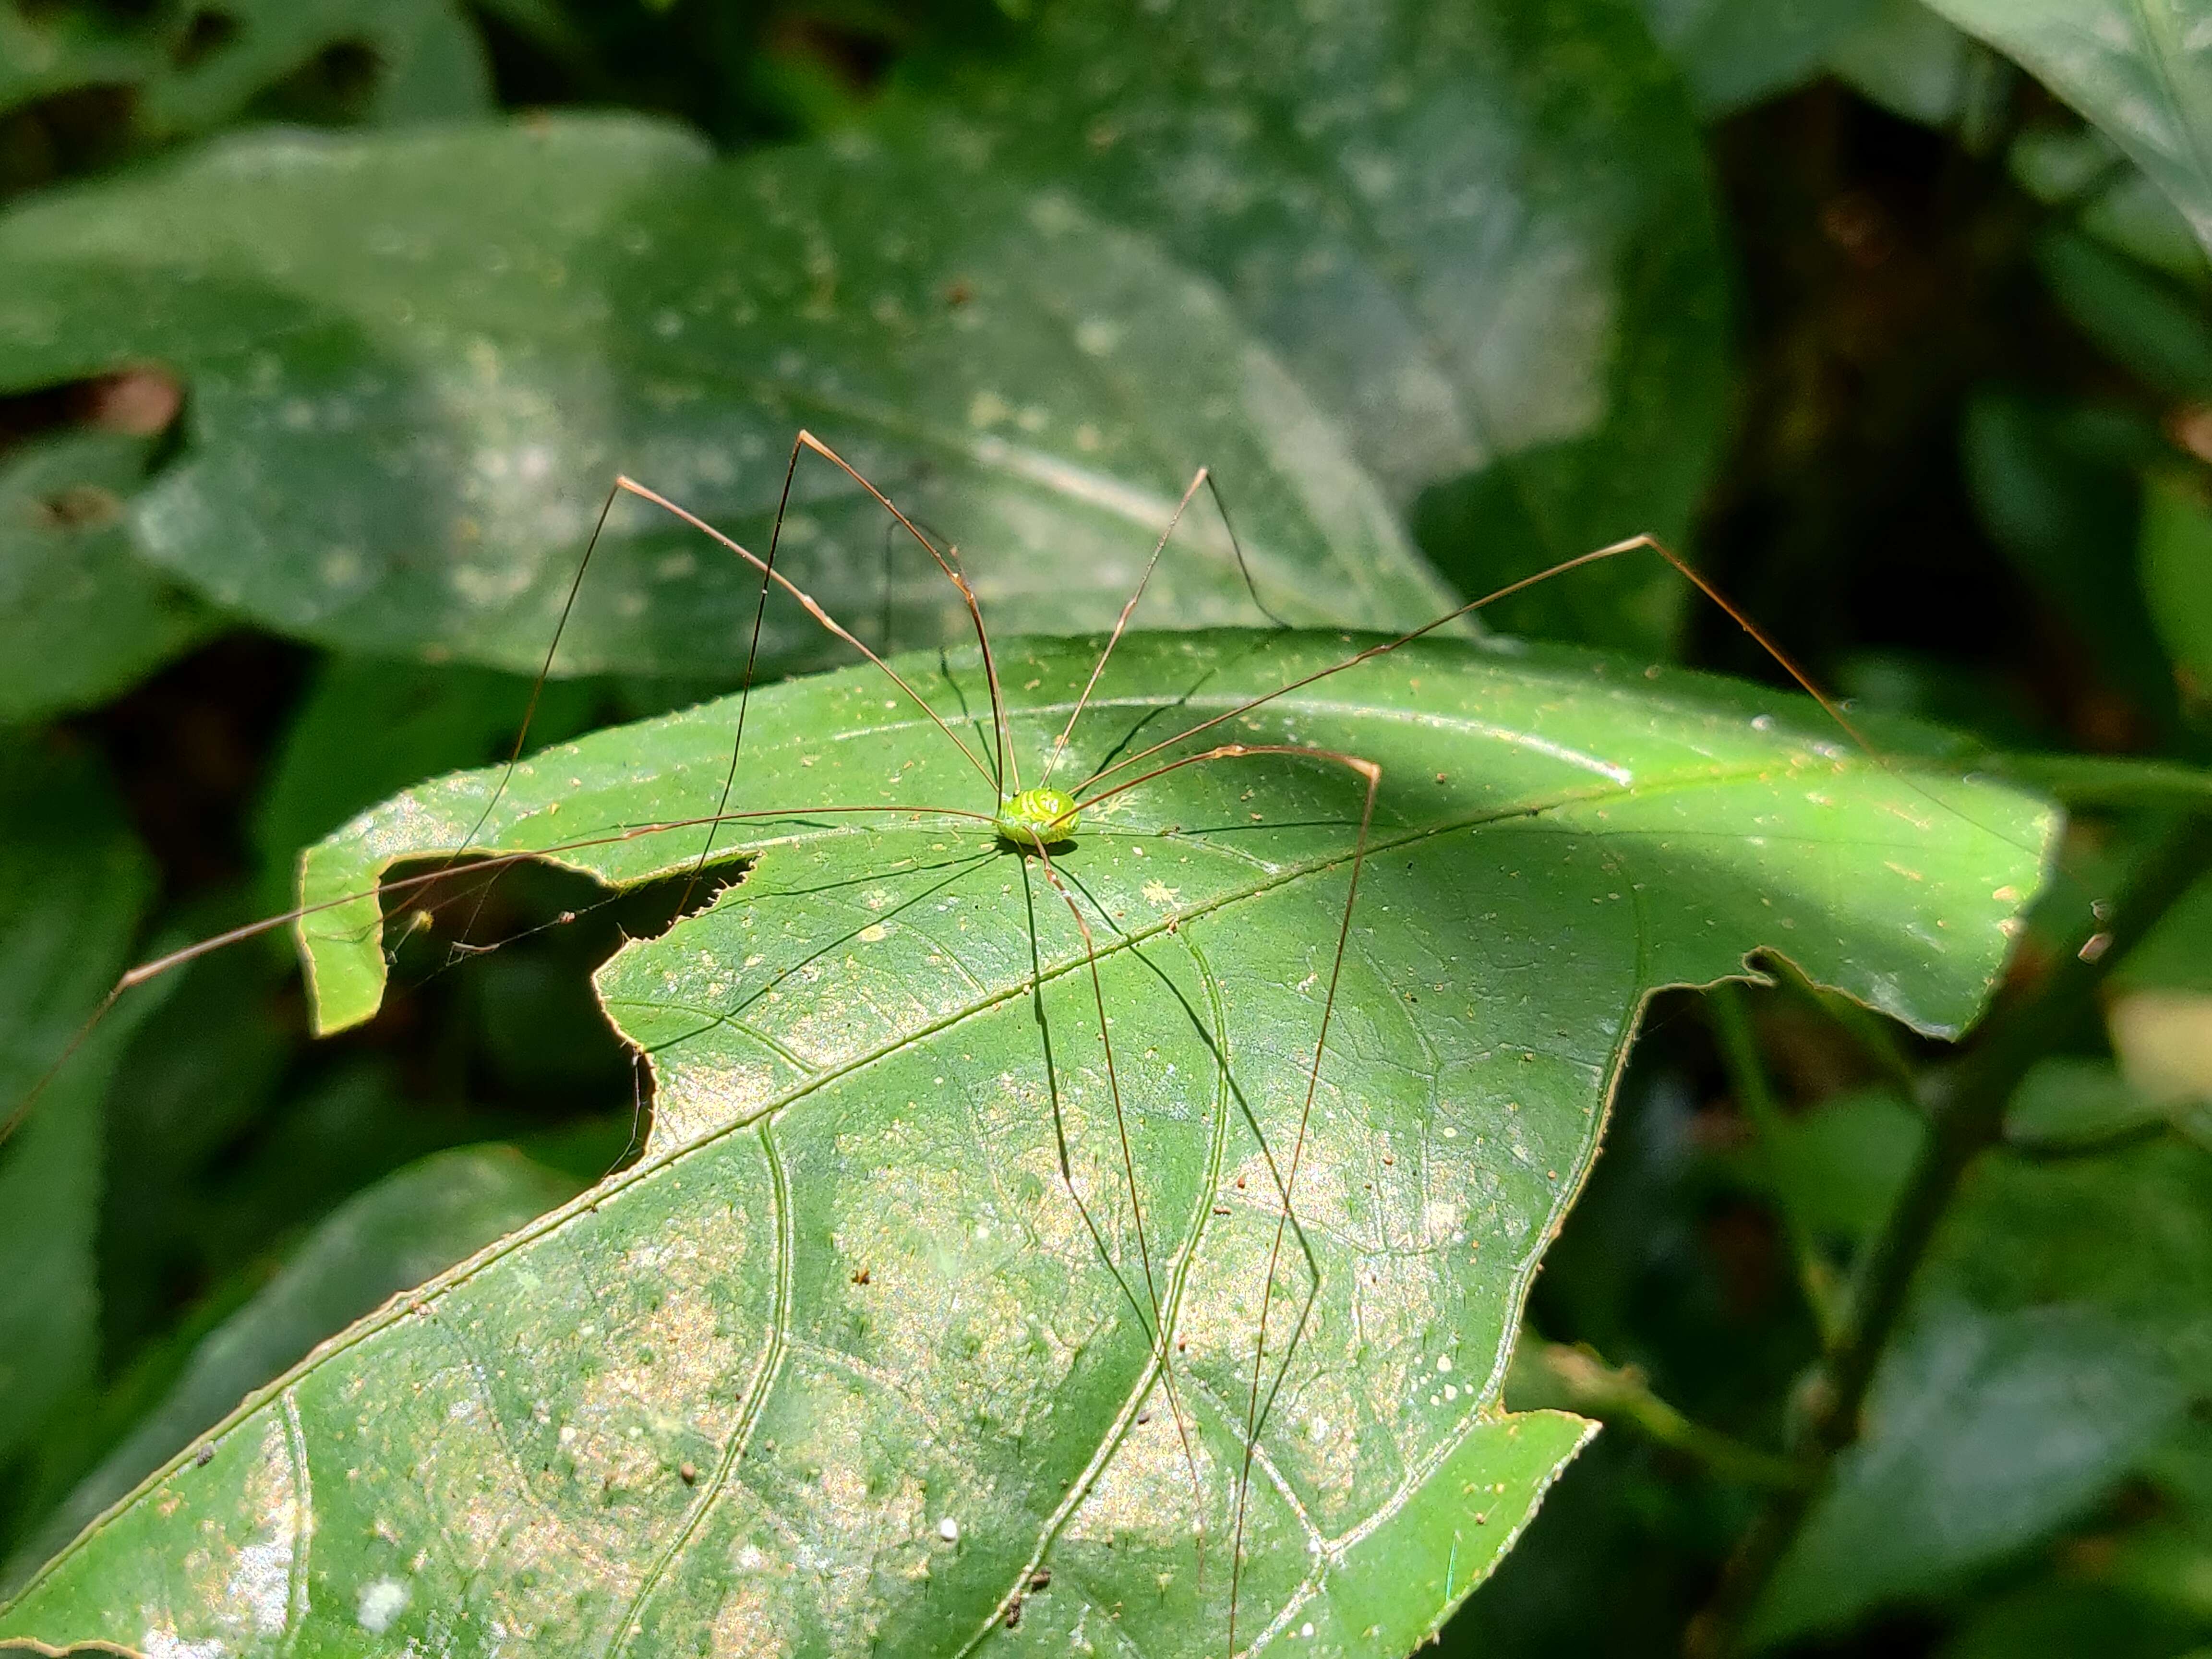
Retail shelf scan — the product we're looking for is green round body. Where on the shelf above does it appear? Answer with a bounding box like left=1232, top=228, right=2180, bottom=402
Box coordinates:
left=994, top=786, right=1082, bottom=850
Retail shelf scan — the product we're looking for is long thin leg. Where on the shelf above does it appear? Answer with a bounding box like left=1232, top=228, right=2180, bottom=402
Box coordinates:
left=1014, top=854, right=1158, bottom=1344
left=1040, top=464, right=1288, bottom=790
left=615, top=476, right=999, bottom=793
left=677, top=431, right=811, bottom=901
left=1058, top=738, right=1381, bottom=1657
left=1041, top=466, right=1212, bottom=788
left=1202, top=469, right=1290, bottom=631
left=1032, top=841, right=1210, bottom=1537
left=776, top=430, right=1019, bottom=796
left=451, top=481, right=627, bottom=860
left=680, top=430, right=1016, bottom=906
left=1080, top=533, right=1885, bottom=801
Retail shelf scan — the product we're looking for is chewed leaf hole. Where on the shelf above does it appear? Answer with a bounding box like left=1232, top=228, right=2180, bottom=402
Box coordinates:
left=376, top=849, right=750, bottom=966
left=355, top=852, right=751, bottom=1151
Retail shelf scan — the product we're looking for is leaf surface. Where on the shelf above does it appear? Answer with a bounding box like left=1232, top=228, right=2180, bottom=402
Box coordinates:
left=0, top=632, right=2054, bottom=1655
left=9, top=1146, right=577, bottom=1592
left=0, top=0, right=1728, bottom=672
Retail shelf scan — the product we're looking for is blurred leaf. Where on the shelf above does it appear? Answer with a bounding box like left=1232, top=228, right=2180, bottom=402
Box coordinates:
left=0, top=6, right=160, bottom=115
left=0, top=632, right=2050, bottom=1652
left=1961, top=391, right=2178, bottom=722
left=86, top=911, right=297, bottom=1375
left=1925, top=0, right=2212, bottom=257
left=2141, top=474, right=2212, bottom=711
left=2013, top=127, right=2212, bottom=286
left=0, top=428, right=218, bottom=722
left=1985, top=750, right=2212, bottom=808
left=939, top=0, right=1731, bottom=651
left=1757, top=1088, right=1921, bottom=1246
left=2037, top=228, right=2212, bottom=400
left=2117, top=868, right=2212, bottom=993
left=1837, top=649, right=2046, bottom=749
left=1636, top=0, right=1885, bottom=114
left=2006, top=1056, right=2174, bottom=1149
left=1827, top=0, right=1983, bottom=129
left=2101, top=1510, right=2212, bottom=1626
left=1755, top=1134, right=2212, bottom=1644
left=0, top=0, right=491, bottom=135
left=0, top=0, right=1731, bottom=671
left=8, top=1144, right=576, bottom=1591
left=1931, top=1139, right=2212, bottom=1399
left=1754, top=1302, right=2187, bottom=1644
left=1939, top=1580, right=2208, bottom=1659
left=0, top=114, right=1457, bottom=677
left=0, top=739, right=152, bottom=1480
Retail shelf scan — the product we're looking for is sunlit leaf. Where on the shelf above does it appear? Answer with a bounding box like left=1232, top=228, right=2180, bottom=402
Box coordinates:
left=935, top=0, right=1730, bottom=649
left=10, top=1146, right=577, bottom=1588
left=0, top=631, right=2052, bottom=1654
left=0, top=116, right=1451, bottom=676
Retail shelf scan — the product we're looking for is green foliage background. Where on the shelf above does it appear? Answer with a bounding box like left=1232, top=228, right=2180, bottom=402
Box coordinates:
left=0, top=0, right=2210, bottom=1655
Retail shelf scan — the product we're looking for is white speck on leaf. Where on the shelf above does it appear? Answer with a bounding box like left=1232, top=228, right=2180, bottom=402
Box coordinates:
left=358, top=1577, right=409, bottom=1634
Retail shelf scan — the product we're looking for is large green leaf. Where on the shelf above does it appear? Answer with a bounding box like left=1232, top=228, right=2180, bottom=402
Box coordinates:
left=0, top=115, right=1451, bottom=676
left=0, top=631, right=2051, bottom=1654
left=1926, top=0, right=2212, bottom=257
left=0, top=0, right=1726, bottom=675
